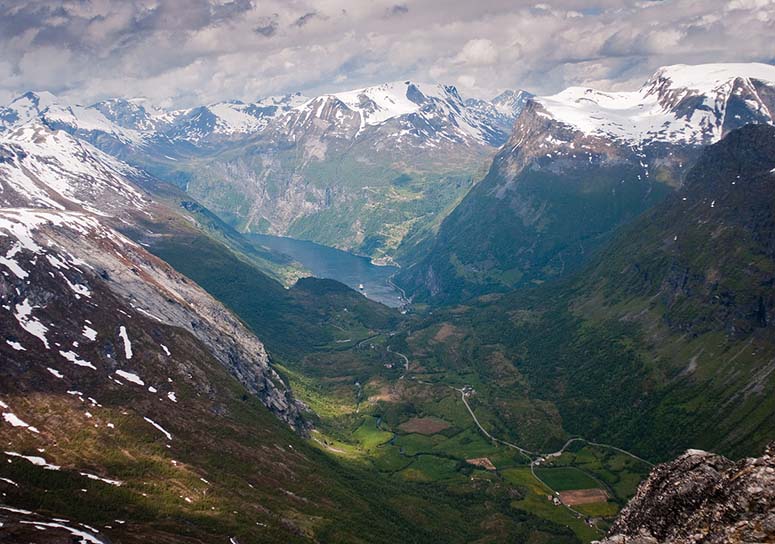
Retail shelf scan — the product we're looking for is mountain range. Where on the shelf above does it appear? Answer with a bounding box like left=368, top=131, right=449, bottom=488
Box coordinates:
left=2, top=61, right=775, bottom=543
left=0, top=83, right=531, bottom=265
left=397, top=63, right=775, bottom=303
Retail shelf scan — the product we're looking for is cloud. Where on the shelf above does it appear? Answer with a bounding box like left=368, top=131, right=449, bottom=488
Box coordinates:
left=456, top=39, right=499, bottom=65
left=0, top=0, right=773, bottom=107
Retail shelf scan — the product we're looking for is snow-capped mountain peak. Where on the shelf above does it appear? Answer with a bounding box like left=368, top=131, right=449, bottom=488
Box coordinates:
left=91, top=98, right=162, bottom=132
left=0, top=81, right=530, bottom=151
left=164, top=93, right=313, bottom=142
left=0, top=123, right=148, bottom=214
left=0, top=91, right=146, bottom=149
left=11, top=91, right=59, bottom=113
left=327, top=81, right=448, bottom=127
left=535, top=62, right=775, bottom=146
left=491, top=89, right=532, bottom=118
left=645, top=62, right=775, bottom=96
left=1, top=91, right=59, bottom=128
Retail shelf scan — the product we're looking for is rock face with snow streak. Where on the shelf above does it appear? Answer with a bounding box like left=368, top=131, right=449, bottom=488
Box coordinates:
left=465, top=89, right=533, bottom=141
left=0, top=208, right=306, bottom=430
left=0, top=123, right=149, bottom=214
left=0, top=122, right=308, bottom=430
left=596, top=443, right=775, bottom=544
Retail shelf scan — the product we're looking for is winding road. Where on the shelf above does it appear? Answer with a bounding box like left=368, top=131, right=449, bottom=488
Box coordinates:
left=378, top=339, right=652, bottom=530
left=386, top=345, right=410, bottom=378
left=453, top=386, right=534, bottom=459
left=448, top=383, right=654, bottom=529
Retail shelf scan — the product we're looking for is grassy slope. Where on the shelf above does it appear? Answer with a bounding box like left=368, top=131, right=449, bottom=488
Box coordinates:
left=396, top=145, right=677, bottom=304
left=179, top=138, right=491, bottom=262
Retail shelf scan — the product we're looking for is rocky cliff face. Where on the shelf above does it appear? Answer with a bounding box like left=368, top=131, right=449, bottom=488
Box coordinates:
left=597, top=443, right=775, bottom=544
left=0, top=208, right=307, bottom=431
left=0, top=123, right=309, bottom=431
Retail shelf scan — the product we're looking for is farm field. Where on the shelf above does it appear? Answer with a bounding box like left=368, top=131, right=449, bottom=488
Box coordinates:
left=286, top=333, right=654, bottom=543
left=273, top=314, right=654, bottom=544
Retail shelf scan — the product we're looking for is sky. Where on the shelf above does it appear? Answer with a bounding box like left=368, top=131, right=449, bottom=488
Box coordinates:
left=1, top=0, right=774, bottom=107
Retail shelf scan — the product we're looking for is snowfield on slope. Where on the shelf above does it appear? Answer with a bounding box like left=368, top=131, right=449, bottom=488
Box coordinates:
left=536, top=63, right=775, bottom=146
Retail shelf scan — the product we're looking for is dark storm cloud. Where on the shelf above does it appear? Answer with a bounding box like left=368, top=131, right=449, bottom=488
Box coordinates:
left=255, top=16, right=279, bottom=37
left=0, top=0, right=772, bottom=107
left=294, top=11, right=320, bottom=27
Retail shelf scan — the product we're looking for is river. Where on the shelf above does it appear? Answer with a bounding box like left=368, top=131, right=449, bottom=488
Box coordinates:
left=248, top=234, right=406, bottom=308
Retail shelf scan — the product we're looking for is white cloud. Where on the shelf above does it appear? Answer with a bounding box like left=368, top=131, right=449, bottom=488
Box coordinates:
left=0, top=0, right=773, bottom=106
left=456, top=39, right=499, bottom=65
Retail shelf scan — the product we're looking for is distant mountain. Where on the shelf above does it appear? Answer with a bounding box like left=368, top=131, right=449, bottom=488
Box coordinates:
left=398, top=63, right=775, bottom=303
left=538, top=63, right=775, bottom=146
left=159, top=93, right=309, bottom=145
left=465, top=89, right=532, bottom=139
left=0, top=82, right=529, bottom=262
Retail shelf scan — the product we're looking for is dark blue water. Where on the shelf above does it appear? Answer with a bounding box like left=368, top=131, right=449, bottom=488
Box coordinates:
left=248, top=234, right=405, bottom=308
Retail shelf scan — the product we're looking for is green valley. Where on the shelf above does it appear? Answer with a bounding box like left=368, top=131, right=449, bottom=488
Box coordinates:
left=138, top=124, right=775, bottom=542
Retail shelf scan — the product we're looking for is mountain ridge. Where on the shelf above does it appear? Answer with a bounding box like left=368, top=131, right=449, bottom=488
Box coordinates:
left=398, top=62, right=775, bottom=303
left=0, top=81, right=529, bottom=262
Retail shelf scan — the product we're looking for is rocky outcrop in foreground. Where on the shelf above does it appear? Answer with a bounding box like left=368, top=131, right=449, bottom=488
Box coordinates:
left=597, top=443, right=775, bottom=544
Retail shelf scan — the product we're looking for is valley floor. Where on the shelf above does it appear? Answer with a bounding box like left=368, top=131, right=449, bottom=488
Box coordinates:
left=279, top=323, right=655, bottom=543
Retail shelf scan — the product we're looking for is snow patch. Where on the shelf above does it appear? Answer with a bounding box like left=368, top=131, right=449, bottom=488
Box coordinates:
left=79, top=472, right=123, bottom=486
left=0, top=243, right=28, bottom=279
left=2, top=413, right=39, bottom=433
left=118, top=326, right=132, bottom=359
left=19, top=521, right=107, bottom=544
left=59, top=350, right=96, bottom=370
left=5, top=451, right=60, bottom=470
left=5, top=340, right=26, bottom=351
left=82, top=325, right=97, bottom=341
left=115, top=370, right=143, bottom=386
left=143, top=417, right=172, bottom=441
left=13, top=298, right=49, bottom=349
